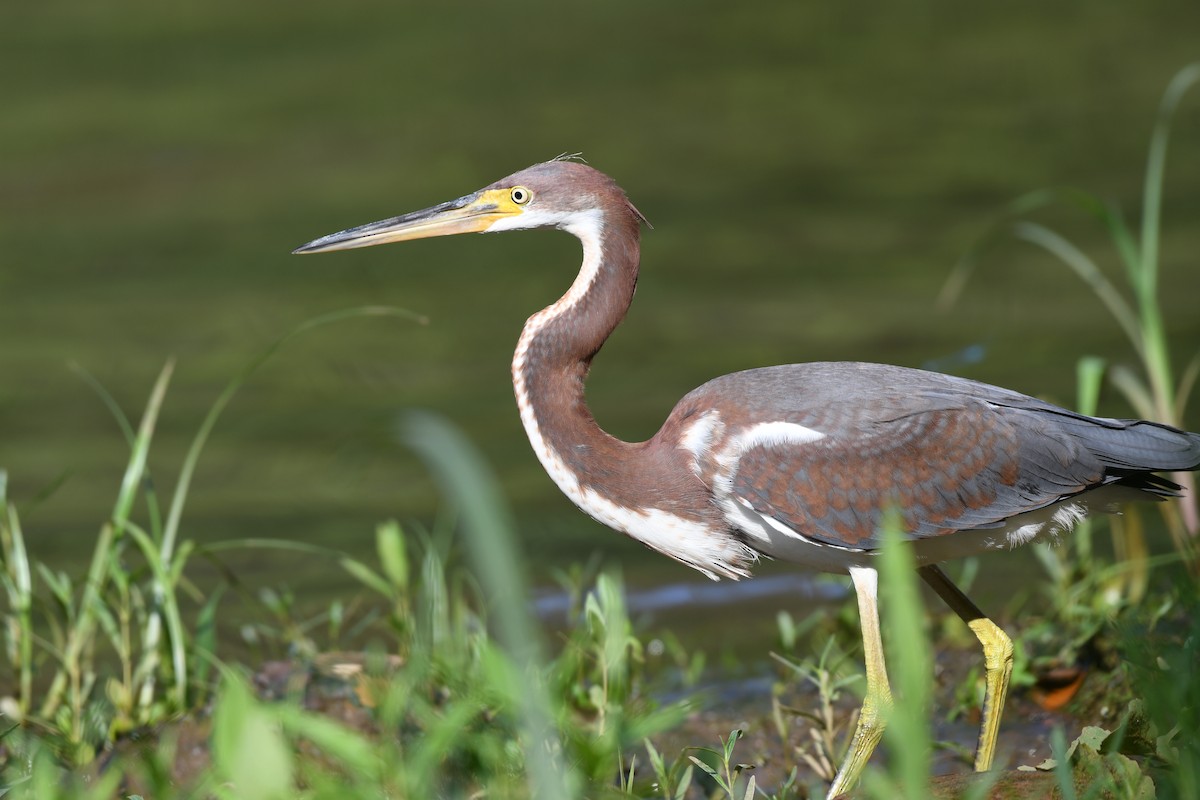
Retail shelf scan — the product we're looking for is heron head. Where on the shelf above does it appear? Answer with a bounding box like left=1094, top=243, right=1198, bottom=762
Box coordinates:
left=293, top=157, right=644, bottom=254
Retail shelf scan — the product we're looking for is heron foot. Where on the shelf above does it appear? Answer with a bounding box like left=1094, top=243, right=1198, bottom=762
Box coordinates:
left=827, top=687, right=893, bottom=798
left=967, top=616, right=1013, bottom=772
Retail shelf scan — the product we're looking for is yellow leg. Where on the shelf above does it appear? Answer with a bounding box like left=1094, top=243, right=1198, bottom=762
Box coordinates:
left=919, top=564, right=1014, bottom=773
left=965, top=616, right=1013, bottom=771
left=827, top=567, right=893, bottom=799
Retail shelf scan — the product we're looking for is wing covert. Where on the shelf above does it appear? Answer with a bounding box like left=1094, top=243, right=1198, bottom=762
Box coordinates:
left=726, top=400, right=1103, bottom=550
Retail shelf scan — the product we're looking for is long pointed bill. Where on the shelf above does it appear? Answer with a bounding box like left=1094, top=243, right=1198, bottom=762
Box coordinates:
left=292, top=188, right=522, bottom=254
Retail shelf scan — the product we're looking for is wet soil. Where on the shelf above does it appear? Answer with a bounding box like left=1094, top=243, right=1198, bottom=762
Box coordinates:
left=106, top=640, right=1123, bottom=799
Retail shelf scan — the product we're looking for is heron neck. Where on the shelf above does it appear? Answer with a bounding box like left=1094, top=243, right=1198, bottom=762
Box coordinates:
left=511, top=207, right=653, bottom=497
left=509, top=206, right=740, bottom=572
left=512, top=208, right=639, bottom=445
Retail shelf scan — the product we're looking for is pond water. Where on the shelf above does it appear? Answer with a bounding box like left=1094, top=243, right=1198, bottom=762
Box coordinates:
left=3, top=0, right=1199, bottom=650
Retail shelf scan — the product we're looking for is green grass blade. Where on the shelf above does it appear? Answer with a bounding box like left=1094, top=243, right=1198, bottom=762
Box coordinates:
left=1139, top=62, right=1200, bottom=302
left=1050, top=728, right=1079, bottom=800
left=1096, top=200, right=1142, bottom=284
left=685, top=754, right=725, bottom=786
left=1176, top=349, right=1200, bottom=415
left=416, top=505, right=449, bottom=647
left=203, top=537, right=346, bottom=558
left=68, top=362, right=137, bottom=447
left=0, top=475, right=34, bottom=716
left=274, top=703, right=379, bottom=779
left=211, top=671, right=295, bottom=798
left=42, top=361, right=175, bottom=720
left=407, top=700, right=487, bottom=791
left=35, top=563, right=72, bottom=615
left=339, top=557, right=393, bottom=598
left=375, top=520, right=409, bottom=593
left=1133, top=63, right=1200, bottom=421
left=124, top=522, right=189, bottom=709
left=1011, top=222, right=1142, bottom=355
left=161, top=306, right=423, bottom=575
left=1027, top=188, right=1142, bottom=281
left=1075, top=357, right=1107, bottom=417
left=939, top=248, right=982, bottom=310
left=940, top=186, right=1138, bottom=308
left=400, top=410, right=572, bottom=800
left=877, top=511, right=931, bottom=800
left=191, top=585, right=225, bottom=693
left=112, top=361, right=174, bottom=529
left=1108, top=366, right=1157, bottom=420
left=961, top=769, right=1004, bottom=800
left=1021, top=188, right=1139, bottom=276
left=937, top=187, right=1060, bottom=309
left=21, top=471, right=71, bottom=517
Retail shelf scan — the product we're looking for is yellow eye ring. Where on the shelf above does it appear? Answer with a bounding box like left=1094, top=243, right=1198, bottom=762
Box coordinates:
left=510, top=186, right=532, bottom=205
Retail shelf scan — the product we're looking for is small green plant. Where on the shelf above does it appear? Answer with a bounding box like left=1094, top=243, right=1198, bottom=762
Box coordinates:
left=770, top=638, right=858, bottom=787
left=0, top=307, right=417, bottom=767
left=1119, top=581, right=1200, bottom=799
left=944, top=63, right=1200, bottom=567
left=686, top=729, right=759, bottom=800
left=939, top=69, right=1200, bottom=753
left=7, top=397, right=1197, bottom=799
left=642, top=737, right=696, bottom=800
left=950, top=65, right=1195, bottom=573
left=1, top=363, right=200, bottom=765
left=0, top=321, right=702, bottom=799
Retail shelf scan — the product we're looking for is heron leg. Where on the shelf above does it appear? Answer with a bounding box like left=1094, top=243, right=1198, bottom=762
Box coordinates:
left=828, top=567, right=893, bottom=799
left=918, top=563, right=1013, bottom=773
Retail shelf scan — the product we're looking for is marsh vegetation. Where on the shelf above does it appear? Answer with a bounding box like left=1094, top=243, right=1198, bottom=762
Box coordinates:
left=3, top=2, right=1200, bottom=797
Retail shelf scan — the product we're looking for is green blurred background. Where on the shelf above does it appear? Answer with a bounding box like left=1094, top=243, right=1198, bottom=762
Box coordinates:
left=3, top=0, right=1199, bottom=603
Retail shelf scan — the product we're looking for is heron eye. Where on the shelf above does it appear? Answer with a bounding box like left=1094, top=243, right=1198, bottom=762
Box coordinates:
left=510, top=186, right=532, bottom=205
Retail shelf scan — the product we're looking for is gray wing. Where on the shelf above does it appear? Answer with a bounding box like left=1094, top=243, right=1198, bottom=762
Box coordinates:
left=698, top=363, right=1200, bottom=551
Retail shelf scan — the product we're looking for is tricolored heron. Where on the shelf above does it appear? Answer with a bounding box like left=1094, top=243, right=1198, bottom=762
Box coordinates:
left=295, top=158, right=1200, bottom=796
